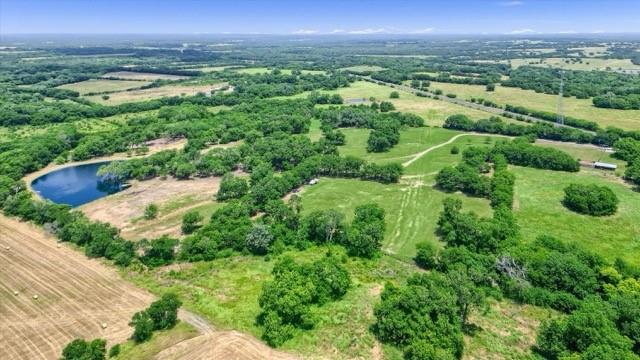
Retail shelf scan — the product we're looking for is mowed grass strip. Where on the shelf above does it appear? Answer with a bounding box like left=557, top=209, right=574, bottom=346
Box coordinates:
left=512, top=166, right=640, bottom=265
left=58, top=79, right=150, bottom=95
left=300, top=177, right=493, bottom=259
left=426, top=81, right=640, bottom=130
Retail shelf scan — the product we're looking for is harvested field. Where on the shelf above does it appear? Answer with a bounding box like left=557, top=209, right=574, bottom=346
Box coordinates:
left=102, top=71, right=190, bottom=81
left=84, top=82, right=227, bottom=105
left=0, top=215, right=154, bottom=360
left=80, top=176, right=223, bottom=240
left=154, top=331, right=299, bottom=360
left=58, top=79, right=150, bottom=95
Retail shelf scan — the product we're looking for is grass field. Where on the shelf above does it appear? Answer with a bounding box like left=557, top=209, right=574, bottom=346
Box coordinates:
left=102, top=71, right=190, bottom=81
left=426, top=81, right=640, bottom=130
left=317, top=81, right=511, bottom=126
left=84, top=83, right=226, bottom=105
left=340, top=65, right=386, bottom=72
left=404, top=133, right=504, bottom=175
left=535, top=140, right=626, bottom=173
left=301, top=177, right=493, bottom=259
left=510, top=57, right=640, bottom=72
left=337, top=126, right=460, bottom=163
left=234, top=67, right=325, bottom=75
left=513, top=166, right=640, bottom=266
left=58, top=79, right=150, bottom=95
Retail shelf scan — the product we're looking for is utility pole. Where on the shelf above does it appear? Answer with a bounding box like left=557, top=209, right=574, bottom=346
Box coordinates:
left=557, top=70, right=565, bottom=126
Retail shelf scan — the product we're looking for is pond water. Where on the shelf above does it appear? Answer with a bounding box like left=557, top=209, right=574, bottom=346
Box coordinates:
left=31, top=162, right=123, bottom=207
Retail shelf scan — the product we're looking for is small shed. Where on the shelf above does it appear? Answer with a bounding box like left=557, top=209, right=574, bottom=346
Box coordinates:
left=593, top=162, right=617, bottom=170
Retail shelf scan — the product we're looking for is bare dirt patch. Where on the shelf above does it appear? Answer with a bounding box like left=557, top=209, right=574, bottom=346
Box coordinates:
left=102, top=71, right=190, bottom=81
left=153, top=331, right=300, bottom=360
left=0, top=215, right=154, bottom=360
left=80, top=177, right=222, bottom=240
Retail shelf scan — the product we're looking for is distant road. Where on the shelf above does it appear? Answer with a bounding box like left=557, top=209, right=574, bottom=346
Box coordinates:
left=353, top=75, right=595, bottom=135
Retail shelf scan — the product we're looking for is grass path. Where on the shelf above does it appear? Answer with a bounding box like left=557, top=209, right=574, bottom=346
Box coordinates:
left=402, top=133, right=509, bottom=167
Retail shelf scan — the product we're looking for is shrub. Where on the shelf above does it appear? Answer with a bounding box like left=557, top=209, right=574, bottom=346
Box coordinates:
left=143, top=203, right=158, bottom=220
left=563, top=183, right=618, bottom=216
left=450, top=146, right=459, bottom=155
left=108, top=344, right=120, bottom=358
left=181, top=210, right=203, bottom=234
left=389, top=91, right=400, bottom=99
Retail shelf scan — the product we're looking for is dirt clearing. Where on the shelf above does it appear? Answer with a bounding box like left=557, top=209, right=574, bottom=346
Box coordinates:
left=0, top=215, right=154, bottom=360
left=80, top=176, right=222, bottom=240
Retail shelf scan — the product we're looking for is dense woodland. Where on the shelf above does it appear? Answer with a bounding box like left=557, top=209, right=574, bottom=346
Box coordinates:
left=2, top=35, right=640, bottom=360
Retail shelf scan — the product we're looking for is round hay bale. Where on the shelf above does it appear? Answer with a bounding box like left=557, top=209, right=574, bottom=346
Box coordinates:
left=101, top=323, right=107, bottom=329
left=13, top=290, right=19, bottom=296
left=33, top=295, right=39, bottom=300
left=5, top=246, right=10, bottom=251
left=57, top=244, right=61, bottom=248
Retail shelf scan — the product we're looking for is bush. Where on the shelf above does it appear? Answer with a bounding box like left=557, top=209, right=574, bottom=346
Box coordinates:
left=563, top=183, right=618, bottom=216
left=143, top=203, right=158, bottom=220
left=181, top=210, right=203, bottom=234
left=108, top=344, right=120, bottom=358
left=450, top=146, right=459, bottom=155
left=389, top=91, right=400, bottom=99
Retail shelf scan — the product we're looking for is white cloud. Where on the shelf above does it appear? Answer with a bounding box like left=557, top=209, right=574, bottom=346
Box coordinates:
left=331, top=29, right=345, bottom=33
left=411, top=28, right=434, bottom=34
left=591, top=30, right=605, bottom=34
left=292, top=29, right=318, bottom=34
left=556, top=30, right=577, bottom=34
left=347, top=28, right=387, bottom=34
left=507, top=28, right=537, bottom=34
left=498, top=1, right=524, bottom=6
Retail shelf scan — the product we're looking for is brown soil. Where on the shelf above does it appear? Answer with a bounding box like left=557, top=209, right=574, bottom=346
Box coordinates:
left=0, top=215, right=154, bottom=360
left=153, top=331, right=300, bottom=360
left=80, top=177, right=222, bottom=240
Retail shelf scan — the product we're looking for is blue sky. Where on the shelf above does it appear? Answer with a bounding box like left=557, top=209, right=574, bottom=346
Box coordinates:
left=1, top=0, right=638, bottom=35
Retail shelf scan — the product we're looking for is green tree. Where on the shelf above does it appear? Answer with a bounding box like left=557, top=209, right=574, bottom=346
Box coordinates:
left=147, top=293, right=182, bottom=330
left=563, top=183, right=618, bottom=216
left=390, top=91, right=400, bottom=99
left=130, top=310, right=154, bottom=343
left=61, top=338, right=107, bottom=360
left=245, top=224, right=274, bottom=255
left=217, top=173, right=249, bottom=201
left=181, top=210, right=203, bottom=234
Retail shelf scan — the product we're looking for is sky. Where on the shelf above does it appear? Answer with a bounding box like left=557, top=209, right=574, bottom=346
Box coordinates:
left=1, top=0, right=639, bottom=35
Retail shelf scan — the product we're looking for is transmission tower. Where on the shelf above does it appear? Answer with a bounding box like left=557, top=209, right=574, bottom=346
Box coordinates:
left=557, top=70, right=565, bottom=126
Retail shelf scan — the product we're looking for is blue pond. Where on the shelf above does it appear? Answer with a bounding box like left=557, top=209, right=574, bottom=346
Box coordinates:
left=31, top=162, right=123, bottom=207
